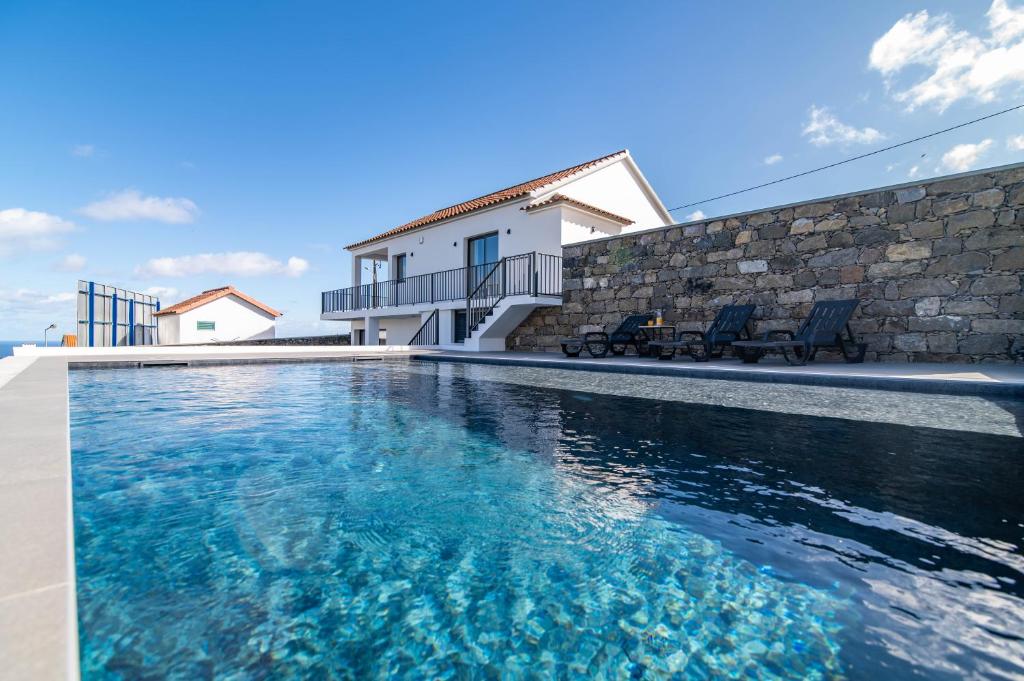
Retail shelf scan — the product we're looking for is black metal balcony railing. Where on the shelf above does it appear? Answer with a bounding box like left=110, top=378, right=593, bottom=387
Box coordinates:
left=321, top=252, right=562, bottom=314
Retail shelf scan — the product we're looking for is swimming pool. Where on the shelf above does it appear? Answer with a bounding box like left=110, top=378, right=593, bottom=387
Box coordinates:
left=70, top=361, right=1024, bottom=679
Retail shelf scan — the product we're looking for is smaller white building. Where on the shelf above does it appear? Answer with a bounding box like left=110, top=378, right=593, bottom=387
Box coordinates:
left=156, top=286, right=281, bottom=345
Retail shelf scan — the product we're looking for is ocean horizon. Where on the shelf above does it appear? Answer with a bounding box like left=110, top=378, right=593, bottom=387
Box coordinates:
left=0, top=341, right=46, bottom=358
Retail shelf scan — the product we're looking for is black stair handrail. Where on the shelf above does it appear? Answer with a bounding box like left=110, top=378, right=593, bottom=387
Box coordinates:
left=409, top=309, right=439, bottom=346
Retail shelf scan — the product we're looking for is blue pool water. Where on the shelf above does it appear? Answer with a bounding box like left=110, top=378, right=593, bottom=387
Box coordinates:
left=70, top=362, right=1024, bottom=679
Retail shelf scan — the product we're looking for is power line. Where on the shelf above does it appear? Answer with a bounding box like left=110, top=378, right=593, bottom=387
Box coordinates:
left=667, top=102, right=1024, bottom=213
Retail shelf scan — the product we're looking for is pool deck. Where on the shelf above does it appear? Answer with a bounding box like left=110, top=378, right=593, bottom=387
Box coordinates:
left=416, top=351, right=1024, bottom=397
left=1, top=345, right=1022, bottom=679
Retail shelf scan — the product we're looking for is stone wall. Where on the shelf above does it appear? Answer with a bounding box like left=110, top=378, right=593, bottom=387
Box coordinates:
left=508, top=164, right=1024, bottom=362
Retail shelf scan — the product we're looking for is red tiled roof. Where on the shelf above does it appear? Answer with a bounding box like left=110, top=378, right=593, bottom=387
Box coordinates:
left=345, top=150, right=628, bottom=250
left=154, top=285, right=282, bottom=317
left=522, top=193, right=634, bottom=225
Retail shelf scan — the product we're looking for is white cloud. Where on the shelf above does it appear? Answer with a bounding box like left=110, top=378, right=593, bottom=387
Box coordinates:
left=0, top=289, right=75, bottom=307
left=763, top=153, right=783, bottom=165
left=1008, top=134, right=1024, bottom=150
left=0, top=208, right=75, bottom=256
left=71, top=144, right=95, bottom=158
left=941, top=139, right=994, bottom=172
left=135, top=251, right=309, bottom=278
left=869, top=1, right=1024, bottom=111
left=143, top=286, right=179, bottom=299
left=54, top=253, right=87, bottom=272
left=802, top=106, right=884, bottom=146
left=908, top=165, right=922, bottom=179
left=80, top=189, right=199, bottom=223
left=685, top=210, right=706, bottom=222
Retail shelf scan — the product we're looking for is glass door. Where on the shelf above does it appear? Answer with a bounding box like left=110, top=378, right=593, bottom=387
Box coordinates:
left=467, top=232, right=499, bottom=294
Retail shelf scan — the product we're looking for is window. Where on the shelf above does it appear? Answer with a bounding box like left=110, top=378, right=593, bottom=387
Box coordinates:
left=197, top=321, right=215, bottom=331
left=394, top=254, right=407, bottom=282
left=467, top=232, right=498, bottom=267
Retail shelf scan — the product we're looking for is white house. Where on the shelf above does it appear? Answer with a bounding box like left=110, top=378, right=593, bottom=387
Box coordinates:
left=321, top=150, right=671, bottom=350
left=156, top=285, right=282, bottom=344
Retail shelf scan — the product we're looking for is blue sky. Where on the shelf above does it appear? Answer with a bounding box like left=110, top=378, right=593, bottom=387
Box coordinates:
left=1, top=0, right=1022, bottom=339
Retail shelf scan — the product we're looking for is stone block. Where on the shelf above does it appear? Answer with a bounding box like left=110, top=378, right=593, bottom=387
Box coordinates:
left=759, top=224, right=789, bottom=239
left=848, top=215, right=881, bottom=227
left=969, top=276, right=1020, bottom=295
left=669, top=252, right=687, bottom=267
left=907, top=221, right=944, bottom=239
left=896, top=186, right=926, bottom=204
left=900, top=278, right=957, bottom=297
left=959, top=334, right=1008, bottom=355
left=797, top=234, right=829, bottom=252
left=793, top=201, right=834, bottom=218
left=745, top=241, right=775, bottom=257
left=778, top=288, right=814, bottom=304
left=914, top=297, right=941, bottom=316
left=885, top=242, right=931, bottom=261
left=947, top=210, right=995, bottom=234
left=864, top=299, right=915, bottom=316
left=735, top=230, right=754, bottom=245
left=793, top=271, right=817, bottom=288
left=737, top=259, right=768, bottom=273
left=965, top=227, right=1024, bottom=251
left=894, top=333, right=928, bottom=351
left=908, top=315, right=968, bottom=332
left=840, top=265, right=864, bottom=283
left=683, top=225, right=705, bottom=236
left=927, top=333, right=958, bottom=354
left=972, top=188, right=1005, bottom=208
left=998, top=295, right=1024, bottom=314
left=755, top=273, right=793, bottom=288
left=943, top=299, right=995, bottom=314
left=887, top=203, right=917, bottom=223
left=828, top=232, right=855, bottom=248
left=808, top=248, right=859, bottom=268
left=931, top=237, right=963, bottom=256
left=867, top=261, right=924, bottom=279
left=789, top=218, right=814, bottom=235
left=706, top=248, right=744, bottom=263
left=928, top=174, right=994, bottom=195
left=815, top=216, right=849, bottom=231
left=1008, top=184, right=1024, bottom=207
left=854, top=227, right=896, bottom=246
left=924, top=251, right=990, bottom=275
left=933, top=196, right=970, bottom=216
left=971, top=318, right=1024, bottom=334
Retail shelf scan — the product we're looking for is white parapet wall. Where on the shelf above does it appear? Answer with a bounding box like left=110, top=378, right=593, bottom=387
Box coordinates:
left=12, top=344, right=419, bottom=358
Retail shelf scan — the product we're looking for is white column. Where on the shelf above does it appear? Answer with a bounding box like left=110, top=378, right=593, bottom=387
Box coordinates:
left=438, top=309, right=455, bottom=345
left=352, top=254, right=362, bottom=288
left=364, top=315, right=380, bottom=346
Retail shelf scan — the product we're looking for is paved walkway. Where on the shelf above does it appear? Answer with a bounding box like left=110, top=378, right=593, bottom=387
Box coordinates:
left=419, top=351, right=1024, bottom=397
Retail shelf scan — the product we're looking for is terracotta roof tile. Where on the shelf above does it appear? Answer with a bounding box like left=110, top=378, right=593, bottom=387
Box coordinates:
left=522, top=193, right=634, bottom=225
left=154, top=285, right=282, bottom=317
left=345, top=150, right=628, bottom=250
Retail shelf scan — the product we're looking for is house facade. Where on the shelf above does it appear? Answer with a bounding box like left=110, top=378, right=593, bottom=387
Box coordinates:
left=321, top=150, right=671, bottom=350
left=156, top=286, right=282, bottom=344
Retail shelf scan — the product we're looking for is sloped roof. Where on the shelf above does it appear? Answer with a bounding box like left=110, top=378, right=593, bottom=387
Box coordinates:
left=345, top=150, right=629, bottom=250
left=154, top=285, right=282, bottom=317
left=522, top=193, right=634, bottom=225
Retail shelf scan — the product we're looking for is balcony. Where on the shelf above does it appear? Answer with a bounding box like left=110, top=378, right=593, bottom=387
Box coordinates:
left=322, top=252, right=562, bottom=314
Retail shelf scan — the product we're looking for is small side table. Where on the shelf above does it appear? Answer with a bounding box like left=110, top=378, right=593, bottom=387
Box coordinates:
left=637, top=325, right=676, bottom=357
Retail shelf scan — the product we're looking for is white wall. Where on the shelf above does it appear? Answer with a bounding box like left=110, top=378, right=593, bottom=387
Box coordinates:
left=554, top=158, right=670, bottom=234
left=158, top=295, right=277, bottom=344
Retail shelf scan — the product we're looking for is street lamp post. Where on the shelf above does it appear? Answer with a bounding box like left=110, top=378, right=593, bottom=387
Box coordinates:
left=44, top=323, right=56, bottom=348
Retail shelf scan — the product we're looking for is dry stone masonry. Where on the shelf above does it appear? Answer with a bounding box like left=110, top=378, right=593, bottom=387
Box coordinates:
left=508, top=164, right=1024, bottom=362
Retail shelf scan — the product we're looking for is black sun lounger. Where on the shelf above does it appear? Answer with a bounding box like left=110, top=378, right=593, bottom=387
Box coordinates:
left=648, top=304, right=755, bottom=361
left=731, top=299, right=867, bottom=366
left=559, top=313, right=654, bottom=358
